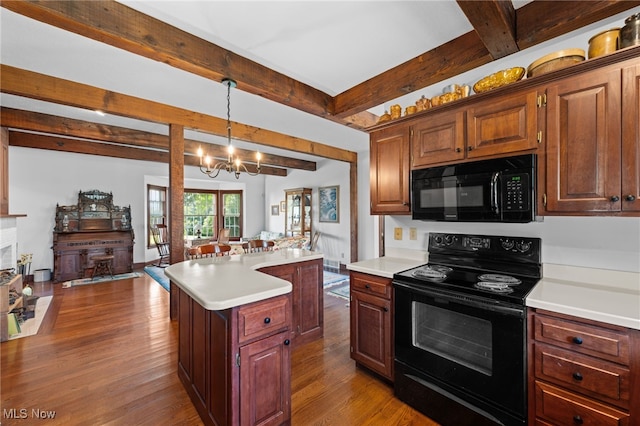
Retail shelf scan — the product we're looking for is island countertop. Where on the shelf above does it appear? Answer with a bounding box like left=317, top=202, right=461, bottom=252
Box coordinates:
left=165, top=249, right=323, bottom=311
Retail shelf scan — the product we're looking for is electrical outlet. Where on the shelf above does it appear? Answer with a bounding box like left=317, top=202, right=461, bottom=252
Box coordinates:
left=394, top=227, right=403, bottom=240
left=410, top=227, right=417, bottom=240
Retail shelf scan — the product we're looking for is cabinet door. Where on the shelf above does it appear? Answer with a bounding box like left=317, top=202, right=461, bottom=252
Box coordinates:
left=622, top=63, right=640, bottom=212
left=1, top=127, right=8, bottom=215
left=53, top=249, right=84, bottom=281
left=467, top=90, right=539, bottom=159
left=370, top=124, right=411, bottom=215
left=412, top=108, right=465, bottom=167
left=545, top=67, right=622, bottom=212
left=240, top=330, right=291, bottom=426
left=350, top=290, right=393, bottom=380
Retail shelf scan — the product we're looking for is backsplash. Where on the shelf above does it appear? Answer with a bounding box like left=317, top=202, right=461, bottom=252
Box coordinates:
left=385, top=215, right=640, bottom=273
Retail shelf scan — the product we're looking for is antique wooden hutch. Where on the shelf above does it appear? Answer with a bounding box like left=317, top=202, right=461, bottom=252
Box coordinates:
left=52, top=190, right=134, bottom=282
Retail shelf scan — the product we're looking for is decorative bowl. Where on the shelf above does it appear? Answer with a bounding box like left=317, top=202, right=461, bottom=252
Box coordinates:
left=527, top=48, right=585, bottom=78
left=473, top=67, right=525, bottom=93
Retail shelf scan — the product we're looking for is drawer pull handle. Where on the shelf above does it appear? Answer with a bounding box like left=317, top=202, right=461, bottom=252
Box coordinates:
left=284, top=339, right=290, bottom=346
left=264, top=317, right=271, bottom=324
left=573, top=415, right=583, bottom=424
left=365, top=284, right=371, bottom=289
left=572, top=336, right=583, bottom=345
left=572, top=372, right=583, bottom=381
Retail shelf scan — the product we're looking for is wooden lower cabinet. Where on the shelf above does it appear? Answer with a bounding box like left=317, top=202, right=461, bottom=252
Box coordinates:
left=349, top=271, right=393, bottom=381
left=258, top=258, right=323, bottom=346
left=178, top=289, right=292, bottom=426
left=528, top=309, right=640, bottom=426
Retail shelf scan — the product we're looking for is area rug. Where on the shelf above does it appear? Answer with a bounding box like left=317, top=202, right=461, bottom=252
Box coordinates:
left=144, top=266, right=170, bottom=291
left=327, top=281, right=350, bottom=300
left=9, top=295, right=53, bottom=340
left=62, top=272, right=143, bottom=288
left=323, top=271, right=349, bottom=288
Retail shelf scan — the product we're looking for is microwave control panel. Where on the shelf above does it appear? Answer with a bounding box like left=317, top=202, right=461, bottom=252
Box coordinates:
left=502, top=173, right=530, bottom=211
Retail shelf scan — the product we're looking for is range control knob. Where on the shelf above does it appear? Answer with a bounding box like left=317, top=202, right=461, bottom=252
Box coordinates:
left=516, top=240, right=531, bottom=253
left=501, top=239, right=515, bottom=251
left=444, top=234, right=455, bottom=245
left=433, top=235, right=444, bottom=245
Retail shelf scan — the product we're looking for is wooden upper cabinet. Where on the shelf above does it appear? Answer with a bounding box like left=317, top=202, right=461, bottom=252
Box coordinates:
left=544, top=67, right=622, bottom=213
left=466, top=90, right=539, bottom=158
left=412, top=108, right=465, bottom=168
left=1, top=127, right=8, bottom=215
left=411, top=89, right=539, bottom=169
left=370, top=124, right=411, bottom=215
left=622, top=63, right=640, bottom=212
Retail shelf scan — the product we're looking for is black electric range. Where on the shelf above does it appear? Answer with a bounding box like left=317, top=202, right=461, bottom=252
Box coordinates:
left=393, top=232, right=542, bottom=305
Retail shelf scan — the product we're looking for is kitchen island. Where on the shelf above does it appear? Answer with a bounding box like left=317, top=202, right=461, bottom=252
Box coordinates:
left=165, top=249, right=322, bottom=426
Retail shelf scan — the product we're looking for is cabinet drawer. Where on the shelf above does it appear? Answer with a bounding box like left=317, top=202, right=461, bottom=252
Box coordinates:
left=535, top=381, right=629, bottom=426
left=349, top=271, right=392, bottom=299
left=535, top=343, right=630, bottom=408
left=237, top=295, right=291, bottom=344
left=534, top=313, right=630, bottom=364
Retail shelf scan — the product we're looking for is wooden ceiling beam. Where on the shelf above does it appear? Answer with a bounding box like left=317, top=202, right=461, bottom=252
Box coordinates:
left=456, top=0, right=518, bottom=60
left=0, top=107, right=317, bottom=171
left=0, top=65, right=357, bottom=163
left=8, top=131, right=287, bottom=176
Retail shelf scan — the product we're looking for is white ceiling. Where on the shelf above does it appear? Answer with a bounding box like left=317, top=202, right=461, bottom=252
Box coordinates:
left=1, top=1, right=638, bottom=161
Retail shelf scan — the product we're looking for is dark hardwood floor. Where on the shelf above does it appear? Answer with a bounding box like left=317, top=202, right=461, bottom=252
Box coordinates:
left=1, top=273, right=436, bottom=425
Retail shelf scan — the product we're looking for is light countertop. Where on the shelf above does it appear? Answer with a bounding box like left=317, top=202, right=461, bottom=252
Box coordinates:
left=526, top=264, right=640, bottom=330
left=165, top=249, right=323, bottom=311
left=346, top=248, right=428, bottom=278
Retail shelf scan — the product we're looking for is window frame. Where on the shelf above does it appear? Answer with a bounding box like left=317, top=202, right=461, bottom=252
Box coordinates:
left=147, top=184, right=167, bottom=249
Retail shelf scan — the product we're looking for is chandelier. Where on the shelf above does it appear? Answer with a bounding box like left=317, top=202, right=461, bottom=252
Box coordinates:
left=197, top=78, right=261, bottom=179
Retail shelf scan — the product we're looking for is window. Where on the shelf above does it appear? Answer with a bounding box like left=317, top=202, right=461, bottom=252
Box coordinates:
left=147, top=185, right=167, bottom=248
left=146, top=187, right=244, bottom=243
left=184, top=190, right=217, bottom=238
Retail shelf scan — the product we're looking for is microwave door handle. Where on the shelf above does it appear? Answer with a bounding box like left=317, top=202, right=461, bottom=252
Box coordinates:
left=491, top=171, right=500, bottom=214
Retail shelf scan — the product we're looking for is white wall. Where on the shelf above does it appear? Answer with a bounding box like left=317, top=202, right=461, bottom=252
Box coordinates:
left=385, top=216, right=640, bottom=273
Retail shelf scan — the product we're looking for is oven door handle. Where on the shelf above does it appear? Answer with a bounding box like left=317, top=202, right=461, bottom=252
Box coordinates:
left=490, top=171, right=500, bottom=215
left=395, top=281, right=524, bottom=317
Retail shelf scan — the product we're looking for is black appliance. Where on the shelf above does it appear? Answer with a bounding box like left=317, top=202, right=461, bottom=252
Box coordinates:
left=393, top=232, right=542, bottom=426
left=411, top=154, right=536, bottom=222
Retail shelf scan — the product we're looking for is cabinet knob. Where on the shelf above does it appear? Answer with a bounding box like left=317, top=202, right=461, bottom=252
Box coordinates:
left=610, top=195, right=620, bottom=202
left=572, top=336, right=583, bottom=345
left=467, top=146, right=473, bottom=151
left=626, top=194, right=636, bottom=202
left=264, top=317, right=271, bottom=324
left=456, top=148, right=462, bottom=153
left=573, top=415, right=584, bottom=425
left=383, top=307, right=389, bottom=312
left=572, top=372, right=583, bottom=381
left=365, top=284, right=371, bottom=289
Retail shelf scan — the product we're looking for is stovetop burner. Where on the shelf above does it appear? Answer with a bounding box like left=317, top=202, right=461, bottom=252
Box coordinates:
left=394, top=232, right=542, bottom=304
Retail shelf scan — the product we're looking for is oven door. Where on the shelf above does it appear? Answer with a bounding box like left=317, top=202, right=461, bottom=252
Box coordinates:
left=394, top=281, right=526, bottom=422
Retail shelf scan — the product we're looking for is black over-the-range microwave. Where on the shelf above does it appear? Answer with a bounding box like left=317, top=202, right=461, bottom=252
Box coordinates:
left=411, top=154, right=536, bottom=223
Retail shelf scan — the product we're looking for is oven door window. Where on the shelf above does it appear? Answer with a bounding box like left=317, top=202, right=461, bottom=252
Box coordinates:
left=413, top=302, right=492, bottom=376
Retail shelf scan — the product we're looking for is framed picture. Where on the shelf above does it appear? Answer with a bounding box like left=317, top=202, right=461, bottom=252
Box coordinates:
left=319, top=185, right=339, bottom=223
left=280, top=200, right=286, bottom=212
left=271, top=205, right=280, bottom=216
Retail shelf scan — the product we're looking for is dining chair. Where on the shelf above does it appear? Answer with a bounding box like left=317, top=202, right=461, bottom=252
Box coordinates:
left=247, top=239, right=274, bottom=253
left=218, top=228, right=231, bottom=244
left=214, top=243, right=232, bottom=256
left=185, top=246, right=201, bottom=260
left=199, top=244, right=216, bottom=258
left=310, top=231, right=321, bottom=251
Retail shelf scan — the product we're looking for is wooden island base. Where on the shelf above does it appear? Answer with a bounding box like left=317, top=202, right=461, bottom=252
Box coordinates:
left=178, top=288, right=292, bottom=426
